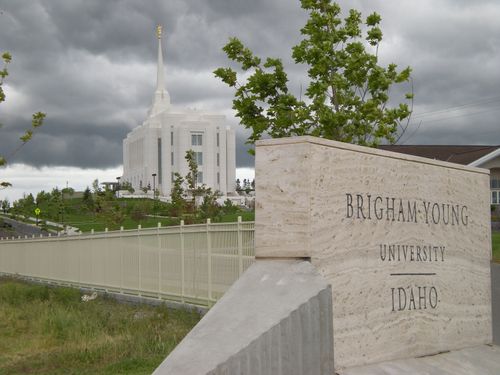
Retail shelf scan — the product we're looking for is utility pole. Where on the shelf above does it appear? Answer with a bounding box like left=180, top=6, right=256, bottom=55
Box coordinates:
left=152, top=173, right=157, bottom=217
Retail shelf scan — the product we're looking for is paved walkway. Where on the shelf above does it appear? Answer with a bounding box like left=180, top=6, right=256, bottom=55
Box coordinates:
left=30, top=217, right=80, bottom=235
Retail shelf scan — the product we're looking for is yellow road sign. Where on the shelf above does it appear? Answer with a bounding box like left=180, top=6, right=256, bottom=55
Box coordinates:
left=34, top=208, right=41, bottom=216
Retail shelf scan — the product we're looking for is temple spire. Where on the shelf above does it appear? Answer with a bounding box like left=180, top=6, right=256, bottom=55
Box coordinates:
left=148, top=24, right=170, bottom=117
left=156, top=25, right=165, bottom=92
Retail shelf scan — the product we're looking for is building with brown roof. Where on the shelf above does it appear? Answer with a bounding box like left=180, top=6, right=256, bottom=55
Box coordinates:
left=379, top=145, right=500, bottom=205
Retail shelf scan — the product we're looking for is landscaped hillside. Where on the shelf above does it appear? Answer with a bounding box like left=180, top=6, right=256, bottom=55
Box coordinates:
left=5, top=187, right=253, bottom=233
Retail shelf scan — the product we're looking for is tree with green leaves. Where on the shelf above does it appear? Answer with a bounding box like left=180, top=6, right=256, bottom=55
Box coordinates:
left=170, top=172, right=186, bottom=217
left=36, top=190, right=51, bottom=205
left=61, top=187, right=75, bottom=198
left=169, top=150, right=223, bottom=220
left=1, top=52, right=45, bottom=188
left=101, top=201, right=126, bottom=230
left=184, top=149, right=202, bottom=211
left=214, top=0, right=412, bottom=150
left=91, top=179, right=101, bottom=196
left=121, top=181, right=135, bottom=194
left=82, top=187, right=94, bottom=211
left=185, top=150, right=199, bottom=191
left=199, top=187, right=222, bottom=220
left=1, top=198, right=9, bottom=214
left=221, top=198, right=238, bottom=215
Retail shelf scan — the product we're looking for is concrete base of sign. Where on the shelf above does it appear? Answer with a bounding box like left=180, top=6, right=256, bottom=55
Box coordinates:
left=339, top=345, right=500, bottom=375
left=153, top=260, right=333, bottom=375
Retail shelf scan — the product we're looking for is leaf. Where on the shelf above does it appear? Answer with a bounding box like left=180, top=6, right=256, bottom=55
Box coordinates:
left=20, top=130, right=33, bottom=143
left=366, top=27, right=383, bottom=46
left=1, top=52, right=12, bottom=63
left=32, top=112, right=46, bottom=128
left=396, top=67, right=412, bottom=83
left=213, top=67, right=237, bottom=87
left=222, top=37, right=261, bottom=70
left=366, top=12, right=381, bottom=26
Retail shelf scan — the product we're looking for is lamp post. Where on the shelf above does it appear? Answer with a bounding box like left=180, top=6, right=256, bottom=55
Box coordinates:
left=152, top=173, right=157, bottom=217
left=57, top=186, right=65, bottom=233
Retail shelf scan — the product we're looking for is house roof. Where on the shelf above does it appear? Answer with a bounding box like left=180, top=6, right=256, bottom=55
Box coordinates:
left=378, top=145, right=500, bottom=165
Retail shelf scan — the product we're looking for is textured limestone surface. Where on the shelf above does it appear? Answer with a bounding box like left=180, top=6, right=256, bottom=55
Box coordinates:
left=255, top=136, right=492, bottom=369
left=339, top=345, right=500, bottom=375
left=153, top=260, right=333, bottom=375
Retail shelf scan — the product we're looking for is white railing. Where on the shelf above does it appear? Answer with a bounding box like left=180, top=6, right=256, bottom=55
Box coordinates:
left=0, top=219, right=255, bottom=307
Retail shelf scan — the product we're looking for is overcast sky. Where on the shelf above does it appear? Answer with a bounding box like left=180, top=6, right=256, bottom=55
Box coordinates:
left=1, top=0, right=500, bottom=201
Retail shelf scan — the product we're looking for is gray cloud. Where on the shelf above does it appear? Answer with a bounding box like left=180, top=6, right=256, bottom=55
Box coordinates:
left=1, top=0, right=499, bottom=174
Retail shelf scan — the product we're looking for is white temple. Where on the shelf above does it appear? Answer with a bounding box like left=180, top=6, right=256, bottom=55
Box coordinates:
left=121, top=26, right=236, bottom=197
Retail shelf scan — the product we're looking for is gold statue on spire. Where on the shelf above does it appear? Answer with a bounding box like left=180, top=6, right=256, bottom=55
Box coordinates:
left=156, top=25, right=163, bottom=39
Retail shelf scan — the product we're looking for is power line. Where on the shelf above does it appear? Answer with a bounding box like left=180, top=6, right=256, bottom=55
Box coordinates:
left=413, top=105, right=500, bottom=125
left=412, top=95, right=500, bottom=119
left=400, top=99, right=500, bottom=143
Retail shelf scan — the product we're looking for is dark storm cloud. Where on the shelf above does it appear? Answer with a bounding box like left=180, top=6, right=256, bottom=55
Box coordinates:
left=1, top=0, right=500, bottom=173
left=1, top=114, right=127, bottom=168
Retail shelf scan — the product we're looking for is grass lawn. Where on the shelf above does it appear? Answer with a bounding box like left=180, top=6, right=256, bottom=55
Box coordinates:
left=0, top=278, right=200, bottom=375
left=65, top=214, right=181, bottom=233
left=214, top=210, right=254, bottom=223
left=493, top=231, right=500, bottom=263
left=67, top=211, right=254, bottom=233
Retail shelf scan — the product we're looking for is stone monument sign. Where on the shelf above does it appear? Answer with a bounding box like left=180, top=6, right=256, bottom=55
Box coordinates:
left=255, top=136, right=492, bottom=369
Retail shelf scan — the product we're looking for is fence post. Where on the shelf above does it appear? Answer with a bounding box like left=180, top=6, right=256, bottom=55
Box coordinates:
left=158, top=222, right=161, bottom=298
left=104, top=228, right=109, bottom=289
left=237, top=216, right=243, bottom=276
left=207, top=218, right=212, bottom=305
left=180, top=220, right=185, bottom=303
left=120, top=226, right=124, bottom=293
left=78, top=233, right=81, bottom=286
left=138, top=224, right=142, bottom=296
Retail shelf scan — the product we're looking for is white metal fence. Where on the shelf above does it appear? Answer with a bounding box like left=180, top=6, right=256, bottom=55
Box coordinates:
left=0, top=219, right=255, bottom=307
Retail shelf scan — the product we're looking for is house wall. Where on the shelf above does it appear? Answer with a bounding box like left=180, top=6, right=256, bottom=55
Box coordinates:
left=490, top=168, right=500, bottom=205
